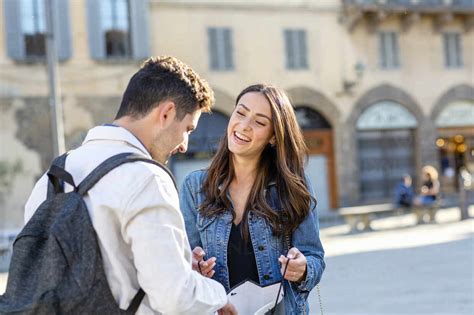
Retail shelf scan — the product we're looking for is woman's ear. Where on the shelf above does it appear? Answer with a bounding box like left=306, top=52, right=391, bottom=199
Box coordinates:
left=269, top=136, right=276, bottom=146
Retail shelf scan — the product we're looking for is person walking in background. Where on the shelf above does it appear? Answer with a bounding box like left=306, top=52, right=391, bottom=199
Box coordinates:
left=415, top=165, right=440, bottom=206
left=22, top=56, right=234, bottom=314
left=180, top=84, right=325, bottom=314
left=394, top=174, right=414, bottom=208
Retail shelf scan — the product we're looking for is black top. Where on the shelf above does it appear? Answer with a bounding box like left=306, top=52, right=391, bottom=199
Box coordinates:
left=422, top=179, right=437, bottom=199
left=424, top=179, right=433, bottom=190
left=227, top=222, right=260, bottom=289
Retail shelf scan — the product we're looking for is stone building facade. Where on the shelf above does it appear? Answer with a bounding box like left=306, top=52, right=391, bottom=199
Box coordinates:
left=0, top=0, right=473, bottom=234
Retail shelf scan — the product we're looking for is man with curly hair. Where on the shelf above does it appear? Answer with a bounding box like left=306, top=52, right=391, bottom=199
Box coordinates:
left=24, top=56, right=234, bottom=314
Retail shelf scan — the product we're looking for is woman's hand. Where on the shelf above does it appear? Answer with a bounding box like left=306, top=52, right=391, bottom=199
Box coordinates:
left=218, top=302, right=238, bottom=315
left=278, top=247, right=307, bottom=283
left=192, top=246, right=216, bottom=278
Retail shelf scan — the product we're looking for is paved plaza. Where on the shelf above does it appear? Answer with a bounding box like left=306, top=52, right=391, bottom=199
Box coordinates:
left=1, top=207, right=473, bottom=314
left=309, top=206, right=474, bottom=315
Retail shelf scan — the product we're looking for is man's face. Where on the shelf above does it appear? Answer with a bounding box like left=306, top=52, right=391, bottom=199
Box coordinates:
left=151, top=109, right=201, bottom=164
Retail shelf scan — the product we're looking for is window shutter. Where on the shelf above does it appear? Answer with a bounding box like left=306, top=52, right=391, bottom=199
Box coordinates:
left=379, top=33, right=386, bottom=68
left=130, top=0, right=150, bottom=60
left=299, top=30, right=308, bottom=69
left=223, top=28, right=233, bottom=70
left=208, top=28, right=218, bottom=70
left=3, top=0, right=25, bottom=60
left=455, top=34, right=462, bottom=67
left=284, top=30, right=295, bottom=69
left=392, top=32, right=400, bottom=68
left=449, top=34, right=456, bottom=67
left=443, top=34, right=449, bottom=67
left=54, top=0, right=72, bottom=61
left=86, top=0, right=105, bottom=59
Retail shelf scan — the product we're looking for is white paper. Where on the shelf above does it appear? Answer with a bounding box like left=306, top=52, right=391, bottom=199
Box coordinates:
left=227, top=281, right=283, bottom=315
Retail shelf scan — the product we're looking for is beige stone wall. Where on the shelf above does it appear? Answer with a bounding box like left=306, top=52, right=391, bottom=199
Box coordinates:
left=0, top=100, right=42, bottom=230
left=0, top=0, right=472, bottom=229
left=152, top=0, right=343, bottom=110
left=348, top=16, right=473, bottom=118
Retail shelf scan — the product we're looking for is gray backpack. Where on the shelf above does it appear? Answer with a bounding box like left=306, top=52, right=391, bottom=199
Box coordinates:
left=0, top=152, right=177, bottom=314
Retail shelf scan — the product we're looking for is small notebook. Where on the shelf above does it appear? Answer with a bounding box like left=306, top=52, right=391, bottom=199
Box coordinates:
left=227, top=280, right=284, bottom=315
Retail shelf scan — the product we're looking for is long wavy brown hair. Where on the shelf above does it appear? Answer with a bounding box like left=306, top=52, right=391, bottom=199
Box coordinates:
left=200, top=84, right=316, bottom=237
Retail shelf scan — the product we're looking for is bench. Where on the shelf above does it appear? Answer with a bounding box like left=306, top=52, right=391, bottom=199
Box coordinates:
left=338, top=203, right=399, bottom=232
left=412, top=201, right=441, bottom=224
left=338, top=201, right=442, bottom=233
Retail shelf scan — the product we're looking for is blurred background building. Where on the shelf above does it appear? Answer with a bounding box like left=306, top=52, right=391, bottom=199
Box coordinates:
left=0, top=0, right=473, bottom=236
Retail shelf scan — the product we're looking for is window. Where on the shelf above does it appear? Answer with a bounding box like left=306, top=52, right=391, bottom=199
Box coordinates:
left=21, top=0, right=46, bottom=58
left=3, top=0, right=71, bottom=61
left=86, top=0, right=149, bottom=60
left=452, top=0, right=473, bottom=6
left=386, top=0, right=411, bottom=5
left=102, top=0, right=131, bottom=58
left=284, top=29, right=308, bottom=70
left=418, top=0, right=443, bottom=4
left=208, top=28, right=234, bottom=71
left=443, top=33, right=463, bottom=68
left=378, top=32, right=400, bottom=69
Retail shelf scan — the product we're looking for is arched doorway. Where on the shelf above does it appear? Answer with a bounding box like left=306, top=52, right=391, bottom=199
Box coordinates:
left=356, top=101, right=418, bottom=202
left=295, top=106, right=337, bottom=211
left=434, top=100, right=474, bottom=192
left=171, top=111, right=229, bottom=188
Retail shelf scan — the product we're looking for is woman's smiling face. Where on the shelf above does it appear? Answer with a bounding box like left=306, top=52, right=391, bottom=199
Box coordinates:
left=227, top=91, right=275, bottom=159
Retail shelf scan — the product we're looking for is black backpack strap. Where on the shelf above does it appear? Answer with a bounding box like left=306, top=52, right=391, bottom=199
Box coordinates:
left=77, top=152, right=177, bottom=197
left=47, top=153, right=71, bottom=198
left=126, top=288, right=145, bottom=314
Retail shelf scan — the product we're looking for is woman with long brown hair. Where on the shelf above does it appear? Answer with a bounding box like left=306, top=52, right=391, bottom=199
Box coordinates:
left=180, top=84, right=325, bottom=314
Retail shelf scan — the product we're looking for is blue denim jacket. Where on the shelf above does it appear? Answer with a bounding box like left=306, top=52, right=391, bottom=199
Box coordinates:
left=179, top=170, right=325, bottom=314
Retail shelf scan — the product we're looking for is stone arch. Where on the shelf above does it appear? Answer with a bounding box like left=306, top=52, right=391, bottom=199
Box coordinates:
left=343, top=84, right=433, bottom=205
left=348, top=84, right=424, bottom=127
left=212, top=87, right=235, bottom=116
left=286, top=86, right=343, bottom=209
left=286, top=86, right=341, bottom=128
left=431, top=84, right=474, bottom=122
left=187, top=109, right=229, bottom=155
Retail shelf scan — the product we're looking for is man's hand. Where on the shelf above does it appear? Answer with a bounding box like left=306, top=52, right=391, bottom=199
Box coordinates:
left=192, top=246, right=216, bottom=278
left=278, top=247, right=307, bottom=282
left=218, top=302, right=238, bottom=315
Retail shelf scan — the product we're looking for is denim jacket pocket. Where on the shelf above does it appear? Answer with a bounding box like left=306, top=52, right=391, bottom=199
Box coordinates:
left=196, top=212, right=217, bottom=231
left=264, top=222, right=284, bottom=253
left=196, top=213, right=217, bottom=252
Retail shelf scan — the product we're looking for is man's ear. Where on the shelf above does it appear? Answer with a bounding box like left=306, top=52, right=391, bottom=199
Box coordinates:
left=154, top=101, right=176, bottom=128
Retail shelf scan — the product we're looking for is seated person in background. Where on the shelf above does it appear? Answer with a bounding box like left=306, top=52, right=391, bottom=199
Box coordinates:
left=394, top=174, right=414, bottom=208
left=414, top=165, right=440, bottom=206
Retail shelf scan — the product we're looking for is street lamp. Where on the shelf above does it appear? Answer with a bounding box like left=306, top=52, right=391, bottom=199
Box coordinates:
left=342, top=61, right=366, bottom=93
left=44, top=0, right=66, bottom=157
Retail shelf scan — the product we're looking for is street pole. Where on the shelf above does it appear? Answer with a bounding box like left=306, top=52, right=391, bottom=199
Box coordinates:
left=45, top=0, right=66, bottom=157
left=459, top=168, right=471, bottom=221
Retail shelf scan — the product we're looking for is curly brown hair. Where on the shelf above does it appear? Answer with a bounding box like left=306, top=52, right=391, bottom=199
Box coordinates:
left=115, top=56, right=214, bottom=120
